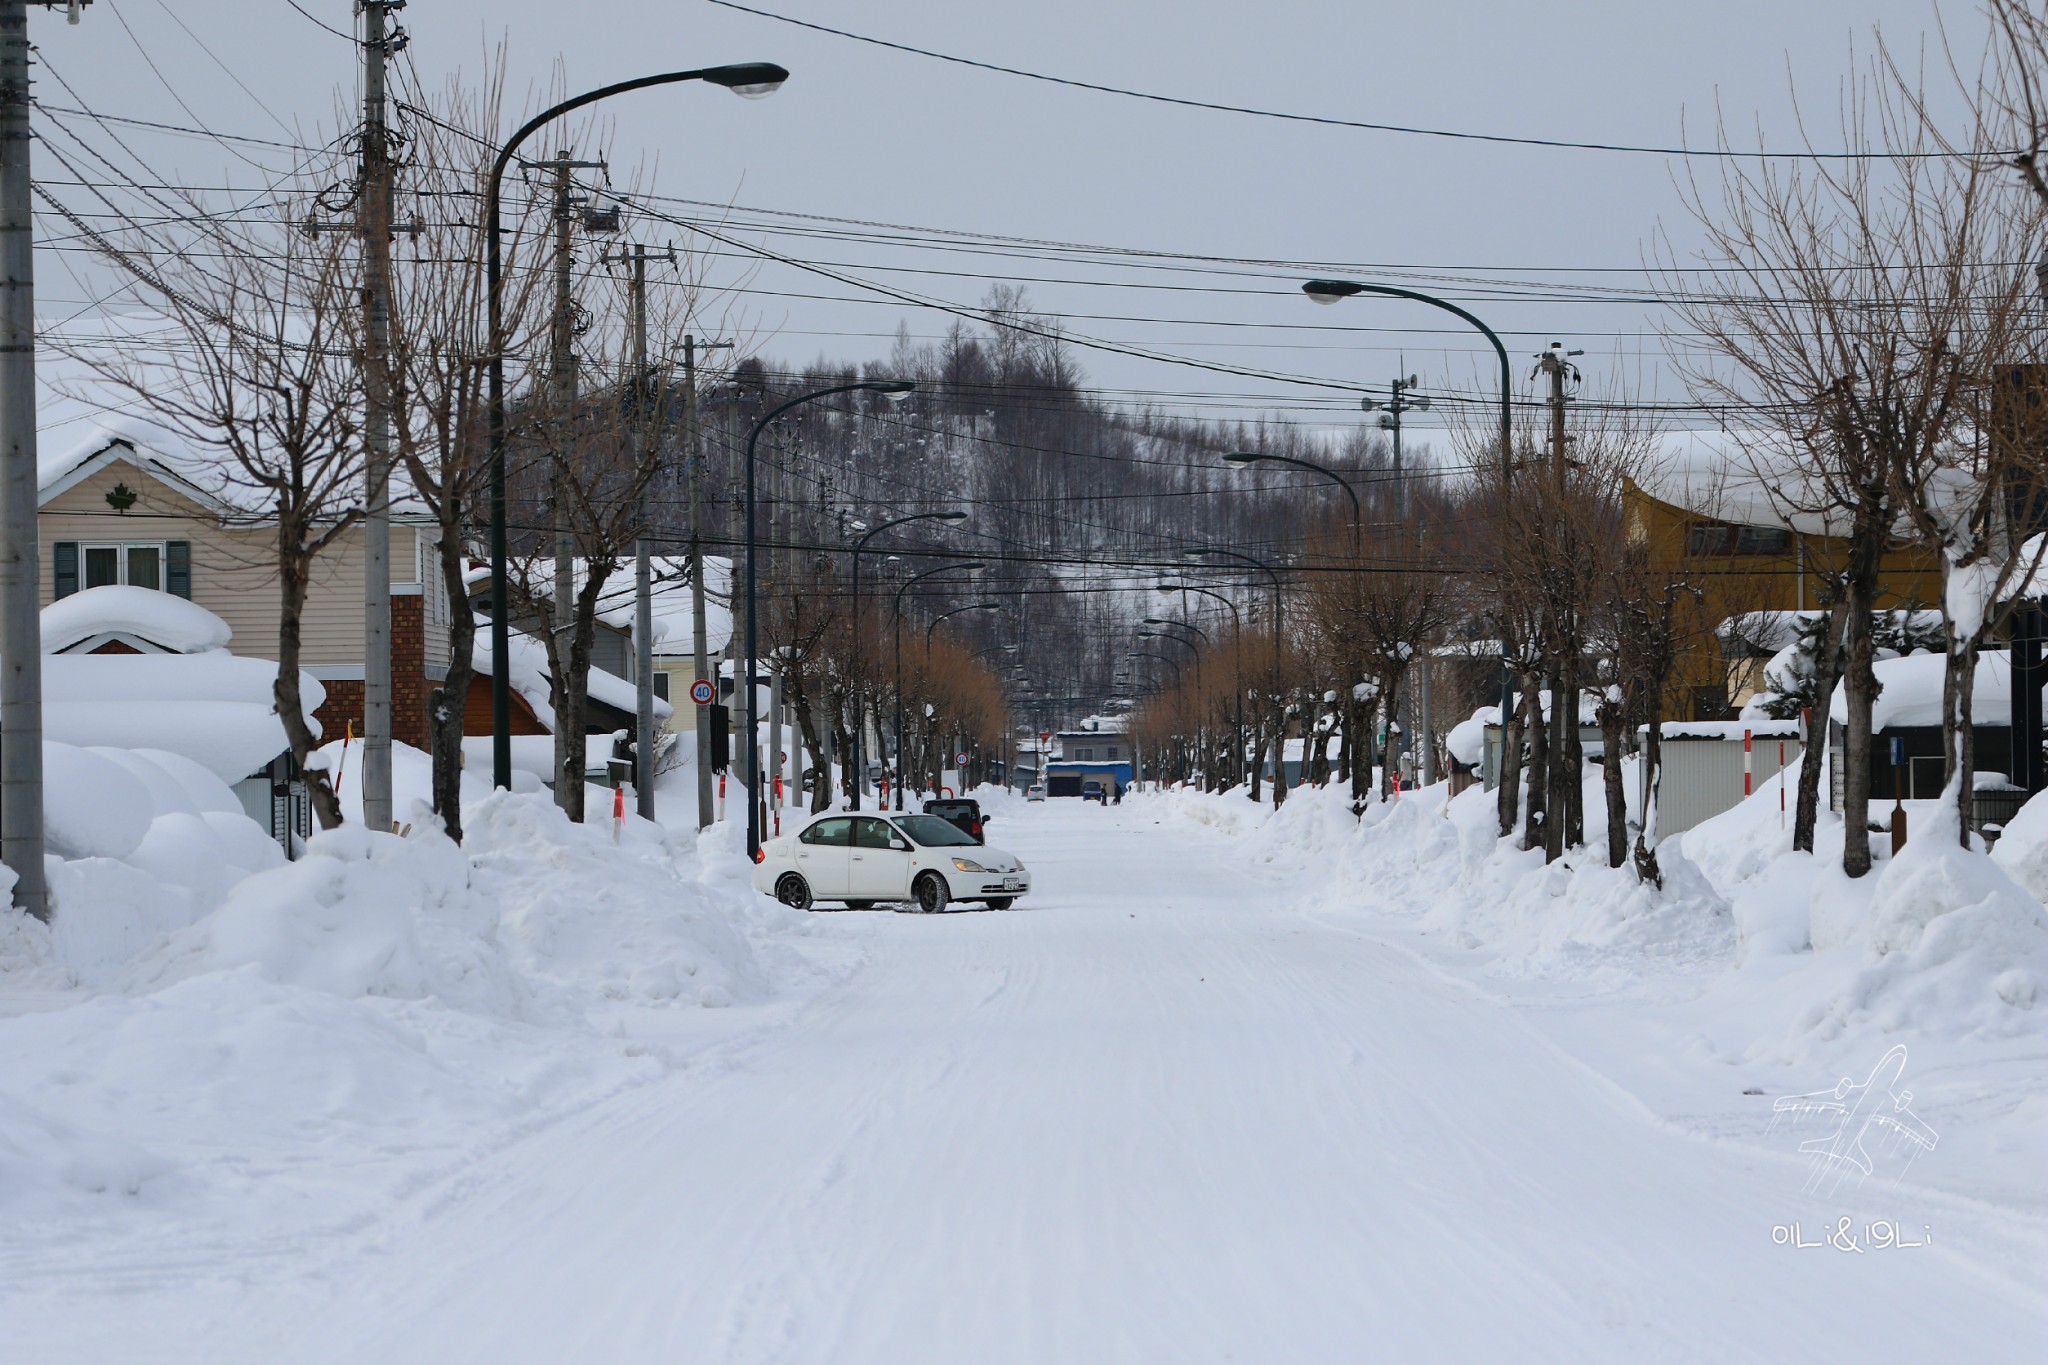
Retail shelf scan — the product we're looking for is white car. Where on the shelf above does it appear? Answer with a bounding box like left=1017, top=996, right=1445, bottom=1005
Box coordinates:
left=1025, top=783, right=1047, bottom=802
left=754, top=812, right=1031, bottom=913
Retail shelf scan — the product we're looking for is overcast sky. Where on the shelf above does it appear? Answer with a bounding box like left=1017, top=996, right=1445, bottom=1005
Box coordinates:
left=32, top=0, right=1988, bottom=442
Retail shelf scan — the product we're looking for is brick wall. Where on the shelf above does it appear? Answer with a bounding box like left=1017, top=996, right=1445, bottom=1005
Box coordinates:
left=309, top=593, right=436, bottom=748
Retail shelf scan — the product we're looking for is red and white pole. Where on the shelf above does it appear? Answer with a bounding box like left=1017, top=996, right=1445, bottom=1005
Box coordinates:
left=1743, top=728, right=1753, bottom=797
left=1778, top=739, right=1787, bottom=825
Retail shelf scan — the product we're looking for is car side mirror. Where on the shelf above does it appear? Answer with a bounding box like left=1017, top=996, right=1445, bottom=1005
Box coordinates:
left=890, top=838, right=910, bottom=851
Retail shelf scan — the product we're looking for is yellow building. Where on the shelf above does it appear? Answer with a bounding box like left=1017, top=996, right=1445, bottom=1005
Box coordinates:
left=1623, top=465, right=1941, bottom=720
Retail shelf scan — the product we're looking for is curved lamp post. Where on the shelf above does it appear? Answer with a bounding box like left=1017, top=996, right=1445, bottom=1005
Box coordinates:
left=927, top=601, right=1000, bottom=654
left=891, top=561, right=985, bottom=810
left=1186, top=547, right=1287, bottom=801
left=1155, top=585, right=1243, bottom=785
left=1301, top=279, right=1513, bottom=486
left=848, top=508, right=966, bottom=810
left=741, top=379, right=915, bottom=858
left=487, top=61, right=789, bottom=791
left=917, top=600, right=999, bottom=803
left=1127, top=649, right=1183, bottom=685
left=1223, top=450, right=1362, bottom=555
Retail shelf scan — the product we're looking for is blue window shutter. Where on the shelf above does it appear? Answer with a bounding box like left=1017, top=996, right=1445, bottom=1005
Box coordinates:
left=53, top=542, right=78, bottom=598
left=167, top=541, right=191, bottom=599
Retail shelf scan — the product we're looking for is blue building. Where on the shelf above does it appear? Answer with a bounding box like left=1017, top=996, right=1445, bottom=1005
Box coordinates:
left=1045, top=725, right=1132, bottom=797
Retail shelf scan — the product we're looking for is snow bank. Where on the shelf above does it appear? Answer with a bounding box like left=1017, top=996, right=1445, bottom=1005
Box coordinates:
left=0, top=789, right=811, bottom=1239
left=41, top=585, right=232, bottom=654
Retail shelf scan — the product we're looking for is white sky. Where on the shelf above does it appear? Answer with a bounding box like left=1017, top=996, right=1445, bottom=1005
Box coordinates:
left=29, top=0, right=1987, bottom=440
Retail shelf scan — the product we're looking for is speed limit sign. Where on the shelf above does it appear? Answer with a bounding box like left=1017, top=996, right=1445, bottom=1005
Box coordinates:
left=955, top=751, right=969, bottom=767
left=689, top=678, right=715, bottom=705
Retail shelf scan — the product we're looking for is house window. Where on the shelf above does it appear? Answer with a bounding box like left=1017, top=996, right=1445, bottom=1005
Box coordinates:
left=54, top=541, right=190, bottom=599
left=653, top=673, right=671, bottom=701
left=1734, top=526, right=1792, bottom=556
left=1685, top=522, right=1732, bottom=556
left=1075, top=747, right=1095, bottom=761
left=1106, top=745, right=1119, bottom=760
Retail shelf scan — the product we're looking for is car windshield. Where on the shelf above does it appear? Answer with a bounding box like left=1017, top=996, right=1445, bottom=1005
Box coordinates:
left=894, top=814, right=978, bottom=847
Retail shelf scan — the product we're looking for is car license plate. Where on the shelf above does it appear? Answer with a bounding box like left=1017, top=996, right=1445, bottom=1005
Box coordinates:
left=1002, top=877, right=1022, bottom=891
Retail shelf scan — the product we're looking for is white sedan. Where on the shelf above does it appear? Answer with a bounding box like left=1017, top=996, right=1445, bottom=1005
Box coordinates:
left=754, top=812, right=1030, bottom=912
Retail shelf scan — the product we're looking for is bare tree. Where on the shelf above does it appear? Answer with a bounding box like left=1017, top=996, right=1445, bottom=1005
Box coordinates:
left=1664, top=59, right=2042, bottom=873
left=51, top=205, right=365, bottom=830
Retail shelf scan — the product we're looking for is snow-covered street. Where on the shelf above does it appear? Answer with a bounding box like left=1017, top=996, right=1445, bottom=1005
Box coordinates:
left=8, top=795, right=2042, bottom=1363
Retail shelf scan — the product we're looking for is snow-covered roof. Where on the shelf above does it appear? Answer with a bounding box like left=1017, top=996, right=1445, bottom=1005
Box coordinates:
left=477, top=555, right=735, bottom=657
left=1829, top=649, right=2013, bottom=730
left=598, top=555, right=734, bottom=658
left=472, top=628, right=672, bottom=732
left=1648, top=720, right=1803, bottom=741
left=42, top=586, right=232, bottom=655
left=25, top=652, right=316, bottom=782
left=1630, top=434, right=1853, bottom=538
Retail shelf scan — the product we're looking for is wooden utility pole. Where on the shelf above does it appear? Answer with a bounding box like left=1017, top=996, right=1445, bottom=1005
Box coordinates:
left=1536, top=343, right=1582, bottom=859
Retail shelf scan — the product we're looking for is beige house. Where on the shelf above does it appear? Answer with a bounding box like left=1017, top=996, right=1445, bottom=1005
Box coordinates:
left=37, top=427, right=455, bottom=746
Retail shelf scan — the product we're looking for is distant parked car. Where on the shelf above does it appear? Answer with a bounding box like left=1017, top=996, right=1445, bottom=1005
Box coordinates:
left=1082, top=781, right=1107, bottom=804
left=922, top=797, right=987, bottom=843
left=1025, top=783, right=1047, bottom=802
left=753, top=812, right=1030, bottom=912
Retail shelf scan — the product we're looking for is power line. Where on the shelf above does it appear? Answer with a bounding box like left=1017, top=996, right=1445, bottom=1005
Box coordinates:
left=704, top=0, right=1979, bottom=162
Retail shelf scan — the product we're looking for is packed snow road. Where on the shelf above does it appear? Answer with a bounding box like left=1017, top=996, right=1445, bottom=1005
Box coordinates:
left=17, top=797, right=2047, bottom=1362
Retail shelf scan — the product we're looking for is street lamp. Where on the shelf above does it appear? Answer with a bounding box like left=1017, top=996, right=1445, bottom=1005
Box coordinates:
left=892, top=560, right=985, bottom=810
left=487, top=60, right=789, bottom=790
left=1223, top=450, right=1362, bottom=555
left=1143, top=615, right=1210, bottom=642
left=928, top=601, right=1001, bottom=653
left=1155, top=583, right=1244, bottom=787
left=1127, top=649, right=1182, bottom=685
left=916, top=601, right=1000, bottom=803
left=848, top=508, right=967, bottom=810
left=1300, top=278, right=1513, bottom=486
left=1186, top=547, right=1287, bottom=802
left=743, top=380, right=915, bottom=859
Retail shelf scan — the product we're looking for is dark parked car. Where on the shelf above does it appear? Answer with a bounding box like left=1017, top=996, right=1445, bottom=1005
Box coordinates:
left=1082, top=781, right=1107, bottom=805
left=922, top=797, right=988, bottom=843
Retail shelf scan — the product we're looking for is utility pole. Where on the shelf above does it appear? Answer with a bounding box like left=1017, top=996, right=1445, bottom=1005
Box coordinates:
left=604, top=241, right=674, bottom=822
left=0, top=0, right=80, bottom=921
left=1362, top=372, right=1428, bottom=525
left=1537, top=342, right=1582, bottom=857
left=684, top=336, right=732, bottom=829
left=535, top=153, right=604, bottom=812
left=359, top=0, right=404, bottom=834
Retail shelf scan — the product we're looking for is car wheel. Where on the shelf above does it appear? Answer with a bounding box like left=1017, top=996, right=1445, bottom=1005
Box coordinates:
left=774, top=873, right=813, bottom=911
left=913, top=872, right=950, bottom=914
left=985, top=897, right=1014, bottom=910
left=844, top=900, right=874, bottom=910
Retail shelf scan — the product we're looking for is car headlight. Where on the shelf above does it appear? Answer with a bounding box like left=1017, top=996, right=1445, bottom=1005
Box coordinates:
left=951, top=857, right=986, bottom=873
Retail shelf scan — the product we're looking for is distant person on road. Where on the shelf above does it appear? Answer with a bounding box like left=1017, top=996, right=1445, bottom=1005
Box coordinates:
left=1112, top=781, right=1122, bottom=804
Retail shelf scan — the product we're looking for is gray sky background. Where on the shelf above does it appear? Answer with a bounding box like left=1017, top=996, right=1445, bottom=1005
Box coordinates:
left=31, top=0, right=1989, bottom=444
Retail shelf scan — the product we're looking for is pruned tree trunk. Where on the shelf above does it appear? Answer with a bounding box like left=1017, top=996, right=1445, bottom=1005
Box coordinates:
left=1792, top=606, right=1846, bottom=854
left=1520, top=675, right=1549, bottom=852
left=275, top=526, right=345, bottom=832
